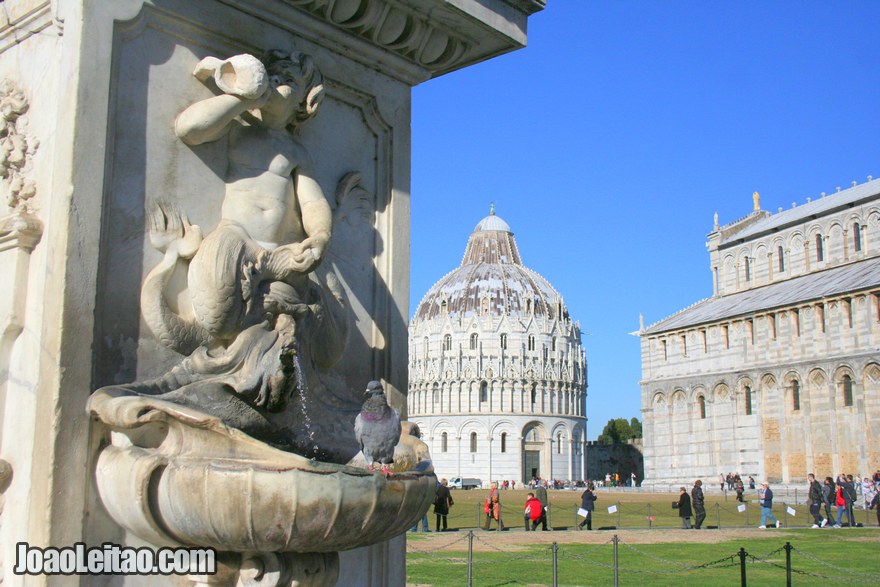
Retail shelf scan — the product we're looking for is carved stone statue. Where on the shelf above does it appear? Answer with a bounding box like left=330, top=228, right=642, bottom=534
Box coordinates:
left=105, top=50, right=355, bottom=459
left=87, top=50, right=434, bottom=586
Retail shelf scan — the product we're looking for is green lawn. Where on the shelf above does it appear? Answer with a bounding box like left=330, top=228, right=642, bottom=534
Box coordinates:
left=406, top=489, right=880, bottom=586
left=421, top=488, right=877, bottom=531
left=407, top=529, right=880, bottom=586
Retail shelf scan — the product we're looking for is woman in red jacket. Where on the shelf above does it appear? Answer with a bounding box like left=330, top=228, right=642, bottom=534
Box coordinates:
left=524, top=493, right=543, bottom=531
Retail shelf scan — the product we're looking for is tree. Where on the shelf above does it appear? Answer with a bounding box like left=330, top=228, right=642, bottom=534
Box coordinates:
left=629, top=417, right=642, bottom=439
left=597, top=417, right=642, bottom=445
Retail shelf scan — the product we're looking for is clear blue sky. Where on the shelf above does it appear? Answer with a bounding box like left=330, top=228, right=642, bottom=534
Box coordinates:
left=408, top=2, right=880, bottom=440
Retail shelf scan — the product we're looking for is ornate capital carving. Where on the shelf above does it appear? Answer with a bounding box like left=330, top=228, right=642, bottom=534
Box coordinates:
left=0, top=209, right=42, bottom=253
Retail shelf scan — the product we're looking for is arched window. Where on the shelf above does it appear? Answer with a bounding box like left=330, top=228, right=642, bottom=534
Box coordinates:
left=470, top=333, right=479, bottom=350
left=777, top=246, right=785, bottom=273
left=744, top=386, right=753, bottom=415
left=441, top=432, right=448, bottom=452
left=469, top=432, right=477, bottom=453
left=500, top=333, right=507, bottom=350
left=698, top=395, right=706, bottom=419
left=440, top=300, right=448, bottom=314
left=854, top=222, right=862, bottom=252
left=816, top=234, right=824, bottom=262
left=480, top=381, right=488, bottom=403
left=528, top=335, right=536, bottom=351
left=526, top=299, right=532, bottom=314
left=744, top=256, right=751, bottom=282
left=792, top=380, right=800, bottom=411
left=530, top=384, right=537, bottom=406
left=842, top=375, right=853, bottom=406
left=443, top=334, right=452, bottom=351
left=551, top=336, right=557, bottom=351
left=500, top=432, right=507, bottom=453
left=432, top=384, right=439, bottom=405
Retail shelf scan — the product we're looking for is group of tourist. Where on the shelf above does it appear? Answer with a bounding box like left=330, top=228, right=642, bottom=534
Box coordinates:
left=416, top=470, right=880, bottom=534
left=719, top=472, right=756, bottom=503
left=673, top=480, right=708, bottom=529
left=807, top=471, right=880, bottom=528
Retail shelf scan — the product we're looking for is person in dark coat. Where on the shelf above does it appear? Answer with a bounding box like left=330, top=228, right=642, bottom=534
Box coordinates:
left=869, top=490, right=880, bottom=527
left=577, top=483, right=597, bottom=530
left=808, top=473, right=826, bottom=527
left=822, top=477, right=836, bottom=522
left=433, top=478, right=454, bottom=531
left=675, top=486, right=692, bottom=529
left=691, top=480, right=706, bottom=529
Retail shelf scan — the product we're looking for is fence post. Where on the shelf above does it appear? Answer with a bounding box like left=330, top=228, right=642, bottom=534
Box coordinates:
left=745, top=504, right=750, bottom=527
left=647, top=503, right=652, bottom=529
left=738, top=547, right=747, bottom=587
left=616, top=501, right=621, bottom=529
left=467, top=530, right=474, bottom=587
left=612, top=534, right=619, bottom=587
left=552, top=542, right=558, bottom=587
left=784, top=541, right=792, bottom=587
left=782, top=502, right=787, bottom=528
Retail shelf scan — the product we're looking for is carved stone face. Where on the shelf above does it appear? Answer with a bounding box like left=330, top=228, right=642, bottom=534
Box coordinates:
left=260, top=75, right=308, bottom=129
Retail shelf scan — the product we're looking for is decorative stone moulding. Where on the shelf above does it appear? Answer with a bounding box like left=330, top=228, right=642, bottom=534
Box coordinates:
left=232, top=0, right=545, bottom=80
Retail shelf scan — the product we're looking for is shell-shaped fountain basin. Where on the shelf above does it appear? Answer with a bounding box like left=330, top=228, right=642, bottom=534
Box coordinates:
left=88, top=387, right=436, bottom=553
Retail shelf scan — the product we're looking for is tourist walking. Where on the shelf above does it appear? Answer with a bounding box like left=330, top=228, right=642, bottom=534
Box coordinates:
left=534, top=484, right=549, bottom=531
left=483, top=482, right=502, bottom=530
left=735, top=478, right=744, bottom=503
left=433, top=478, right=453, bottom=532
left=808, top=474, right=827, bottom=528
left=674, top=486, right=693, bottom=529
left=758, top=482, right=780, bottom=528
left=843, top=474, right=857, bottom=525
left=524, top=492, right=542, bottom=531
left=869, top=490, right=880, bottom=527
left=577, top=483, right=597, bottom=530
left=822, top=477, right=836, bottom=522
left=691, top=480, right=706, bottom=529
left=834, top=483, right=853, bottom=528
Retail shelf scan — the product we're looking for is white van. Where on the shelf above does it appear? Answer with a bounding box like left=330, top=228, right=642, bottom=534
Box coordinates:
left=449, top=477, right=482, bottom=490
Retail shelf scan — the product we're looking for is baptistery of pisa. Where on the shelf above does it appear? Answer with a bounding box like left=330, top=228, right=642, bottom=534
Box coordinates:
left=408, top=209, right=588, bottom=485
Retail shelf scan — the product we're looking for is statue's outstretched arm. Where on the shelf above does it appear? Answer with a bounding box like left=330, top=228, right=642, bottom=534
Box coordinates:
left=174, top=93, right=259, bottom=146
left=176, top=54, right=269, bottom=146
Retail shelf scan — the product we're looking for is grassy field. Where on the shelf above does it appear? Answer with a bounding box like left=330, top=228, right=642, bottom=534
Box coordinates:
left=413, top=487, right=878, bottom=531
left=406, top=489, right=880, bottom=586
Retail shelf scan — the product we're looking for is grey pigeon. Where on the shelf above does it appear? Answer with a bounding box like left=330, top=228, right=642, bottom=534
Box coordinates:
left=354, top=381, right=401, bottom=474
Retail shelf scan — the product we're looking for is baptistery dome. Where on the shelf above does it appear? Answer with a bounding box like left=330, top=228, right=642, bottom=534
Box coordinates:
left=414, top=210, right=571, bottom=323
left=408, top=209, right=587, bottom=486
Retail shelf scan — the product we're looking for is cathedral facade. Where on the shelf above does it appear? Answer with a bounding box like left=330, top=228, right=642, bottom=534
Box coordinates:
left=408, top=210, right=587, bottom=485
left=640, top=179, right=880, bottom=484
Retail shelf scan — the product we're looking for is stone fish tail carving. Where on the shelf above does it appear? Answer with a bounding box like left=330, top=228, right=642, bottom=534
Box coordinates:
left=141, top=203, right=210, bottom=355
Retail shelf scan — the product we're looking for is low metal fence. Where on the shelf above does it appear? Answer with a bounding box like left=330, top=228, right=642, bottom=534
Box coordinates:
left=407, top=531, right=880, bottom=586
